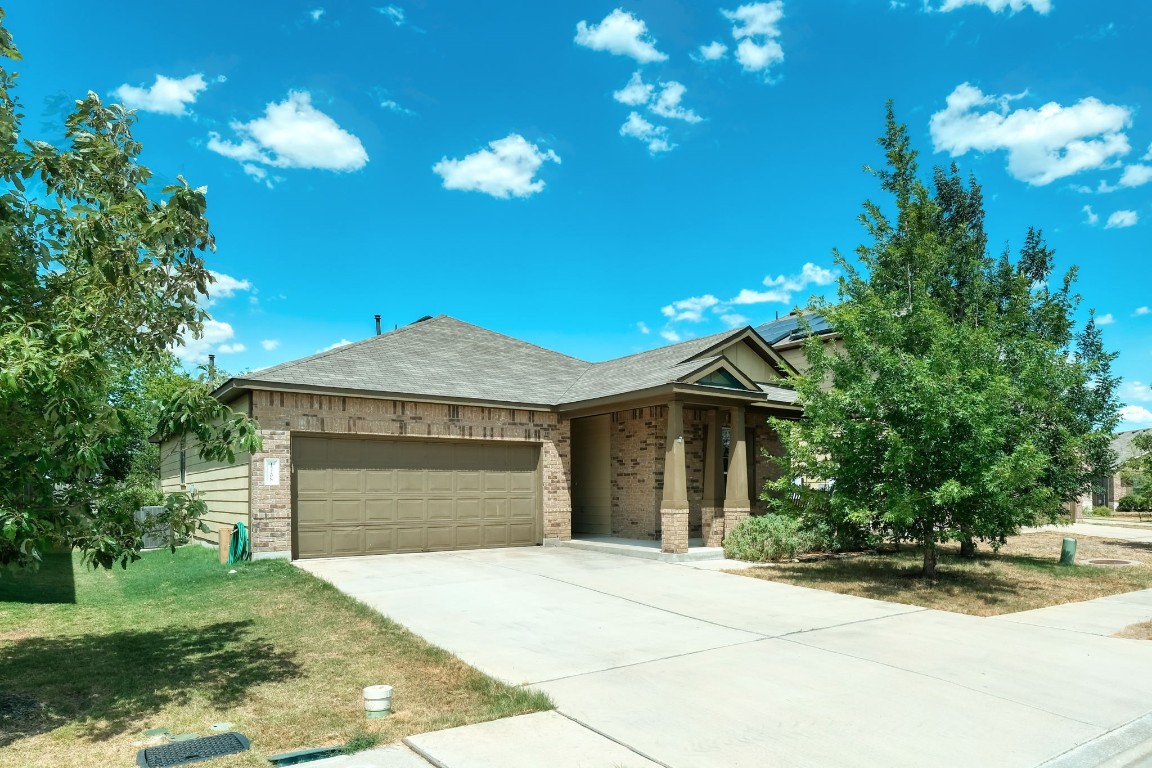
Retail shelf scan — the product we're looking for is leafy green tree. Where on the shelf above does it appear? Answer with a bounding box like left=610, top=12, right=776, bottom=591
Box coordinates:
left=0, top=12, right=259, bottom=571
left=1119, top=433, right=1152, bottom=505
left=766, top=106, right=1119, bottom=577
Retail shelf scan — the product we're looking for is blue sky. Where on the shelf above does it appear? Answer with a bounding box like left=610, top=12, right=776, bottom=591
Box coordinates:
left=7, top=0, right=1151, bottom=427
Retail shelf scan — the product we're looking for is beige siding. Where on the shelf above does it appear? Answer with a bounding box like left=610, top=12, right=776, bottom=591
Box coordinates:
left=719, top=340, right=781, bottom=383
left=158, top=393, right=252, bottom=544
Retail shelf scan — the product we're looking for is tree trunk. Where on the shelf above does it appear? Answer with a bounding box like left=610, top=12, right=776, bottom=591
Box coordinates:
left=959, top=536, right=976, bottom=558
left=922, top=544, right=938, bottom=578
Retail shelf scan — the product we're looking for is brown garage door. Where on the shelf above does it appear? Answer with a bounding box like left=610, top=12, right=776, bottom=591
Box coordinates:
left=293, top=436, right=540, bottom=558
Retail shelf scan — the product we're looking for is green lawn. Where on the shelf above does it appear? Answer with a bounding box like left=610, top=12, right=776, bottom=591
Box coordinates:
left=0, top=546, right=550, bottom=768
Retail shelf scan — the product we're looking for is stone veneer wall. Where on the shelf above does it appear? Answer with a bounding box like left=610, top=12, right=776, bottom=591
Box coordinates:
left=246, top=390, right=571, bottom=555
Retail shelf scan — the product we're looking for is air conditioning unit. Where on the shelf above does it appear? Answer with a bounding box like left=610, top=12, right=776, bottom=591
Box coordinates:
left=135, top=506, right=170, bottom=549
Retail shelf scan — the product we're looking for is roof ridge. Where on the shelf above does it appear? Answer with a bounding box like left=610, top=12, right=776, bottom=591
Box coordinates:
left=241, top=313, right=450, bottom=380
left=441, top=316, right=591, bottom=365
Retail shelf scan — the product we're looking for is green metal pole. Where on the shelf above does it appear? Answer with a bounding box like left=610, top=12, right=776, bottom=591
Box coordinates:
left=1059, top=537, right=1077, bottom=566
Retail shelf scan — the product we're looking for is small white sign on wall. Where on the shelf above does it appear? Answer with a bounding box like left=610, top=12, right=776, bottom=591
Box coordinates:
left=264, top=457, right=281, bottom=486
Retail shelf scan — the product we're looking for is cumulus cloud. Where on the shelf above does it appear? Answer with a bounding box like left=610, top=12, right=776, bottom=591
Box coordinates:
left=730, top=263, right=836, bottom=305
left=172, top=319, right=236, bottom=363
left=261, top=339, right=281, bottom=351
left=650, top=82, right=702, bottom=123
left=1135, top=307, right=1150, bottom=316
left=309, top=8, right=324, bottom=21
left=1082, top=205, right=1099, bottom=225
left=929, top=83, right=1132, bottom=186
left=613, top=71, right=654, bottom=106
left=722, top=2, right=785, bottom=76
left=1096, top=313, right=1115, bottom=326
left=662, top=295, right=721, bottom=323
left=1121, top=381, right=1152, bottom=403
left=377, top=5, right=405, bottom=25
left=1118, top=164, right=1152, bottom=188
left=208, top=91, right=369, bottom=175
left=695, top=41, right=729, bottom=61
left=203, top=271, right=252, bottom=306
left=620, top=112, right=673, bottom=153
left=217, top=343, right=247, bottom=354
left=660, top=329, right=682, bottom=342
left=575, top=9, right=667, bottom=63
left=1120, top=405, right=1152, bottom=424
left=115, top=74, right=208, bottom=116
left=1106, top=210, right=1138, bottom=229
left=321, top=339, right=353, bottom=352
left=936, top=0, right=1051, bottom=12
left=721, top=313, right=749, bottom=328
left=637, top=321, right=651, bottom=335
left=433, top=134, right=560, bottom=199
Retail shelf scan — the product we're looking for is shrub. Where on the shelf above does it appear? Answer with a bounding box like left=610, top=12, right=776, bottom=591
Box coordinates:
left=1089, top=505, right=1113, bottom=517
left=723, top=514, right=821, bottom=562
left=1118, top=495, right=1151, bottom=512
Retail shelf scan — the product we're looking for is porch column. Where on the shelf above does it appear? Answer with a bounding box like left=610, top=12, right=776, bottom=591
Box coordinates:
left=660, top=401, right=690, bottom=554
left=701, top=409, right=725, bottom=547
left=723, top=406, right=751, bottom=540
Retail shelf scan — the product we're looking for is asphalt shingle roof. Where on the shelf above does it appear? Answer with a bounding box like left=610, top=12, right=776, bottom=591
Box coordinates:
left=239, top=315, right=798, bottom=407
left=244, top=315, right=590, bottom=406
left=1114, top=428, right=1152, bottom=464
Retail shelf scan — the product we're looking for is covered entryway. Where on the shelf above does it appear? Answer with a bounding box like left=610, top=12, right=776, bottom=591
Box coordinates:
left=293, top=436, right=540, bottom=558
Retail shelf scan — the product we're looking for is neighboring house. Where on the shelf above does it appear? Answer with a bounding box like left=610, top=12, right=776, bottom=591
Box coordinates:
left=1066, top=428, right=1152, bottom=514
left=161, top=314, right=820, bottom=559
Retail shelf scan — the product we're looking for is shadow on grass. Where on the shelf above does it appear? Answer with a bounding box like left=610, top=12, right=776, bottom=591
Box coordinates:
left=0, top=620, right=300, bottom=745
left=0, top=552, right=76, bottom=604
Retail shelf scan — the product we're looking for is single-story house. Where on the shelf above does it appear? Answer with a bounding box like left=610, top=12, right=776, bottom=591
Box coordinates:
left=161, top=313, right=832, bottom=559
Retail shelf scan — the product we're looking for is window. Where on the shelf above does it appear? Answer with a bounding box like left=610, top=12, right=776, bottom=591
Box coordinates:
left=698, top=368, right=745, bottom=389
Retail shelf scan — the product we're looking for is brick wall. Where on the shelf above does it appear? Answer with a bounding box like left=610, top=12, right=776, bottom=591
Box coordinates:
left=247, top=390, right=571, bottom=554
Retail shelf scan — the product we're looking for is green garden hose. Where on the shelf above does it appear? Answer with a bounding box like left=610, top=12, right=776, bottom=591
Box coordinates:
left=228, top=521, right=251, bottom=564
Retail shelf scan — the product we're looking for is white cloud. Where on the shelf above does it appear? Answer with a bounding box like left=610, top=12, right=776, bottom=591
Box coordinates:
left=1120, top=405, right=1152, bottom=425
left=731, top=262, right=836, bottom=305
left=613, top=72, right=654, bottom=107
left=309, top=8, right=324, bottom=21
left=377, top=5, right=405, bottom=25
left=695, top=41, right=729, bottom=61
left=380, top=99, right=413, bottom=115
left=650, top=82, right=702, bottom=123
left=661, top=295, right=721, bottom=323
left=1118, top=164, right=1152, bottom=188
left=722, top=2, right=785, bottom=76
left=208, top=91, right=368, bottom=174
left=620, top=112, right=673, bottom=153
left=575, top=9, right=668, bottom=64
left=321, top=338, right=353, bottom=352
left=936, top=0, right=1051, bottom=13
left=217, top=343, right=247, bottom=354
left=114, top=74, right=208, bottom=116
left=1121, top=381, right=1152, bottom=403
left=929, top=83, right=1132, bottom=186
left=1096, top=313, right=1115, bottom=326
left=206, top=271, right=252, bottom=302
left=637, top=321, right=651, bottom=335
left=172, top=319, right=235, bottom=363
left=1135, top=307, right=1150, bottom=316
left=433, top=134, right=560, bottom=199
left=261, top=339, right=281, bottom=351
left=660, top=329, right=682, bottom=342
left=1145, top=143, right=1152, bottom=161
left=721, top=313, right=749, bottom=328
left=1082, top=205, right=1099, bottom=225
left=1106, top=210, right=1138, bottom=229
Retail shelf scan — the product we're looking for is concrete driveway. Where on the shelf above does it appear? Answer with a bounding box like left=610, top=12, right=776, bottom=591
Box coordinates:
left=297, top=547, right=1152, bottom=768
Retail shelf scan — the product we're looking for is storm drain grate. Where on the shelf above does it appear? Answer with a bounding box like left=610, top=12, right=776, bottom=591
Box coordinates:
left=137, top=732, right=251, bottom=767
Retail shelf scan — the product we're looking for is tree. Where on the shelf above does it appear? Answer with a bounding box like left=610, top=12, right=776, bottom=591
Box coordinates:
left=1119, top=433, right=1152, bottom=505
left=766, top=106, right=1120, bottom=577
left=0, top=11, right=260, bottom=571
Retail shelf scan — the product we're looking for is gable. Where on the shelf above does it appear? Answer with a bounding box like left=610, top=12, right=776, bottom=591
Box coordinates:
left=716, top=339, right=783, bottom=383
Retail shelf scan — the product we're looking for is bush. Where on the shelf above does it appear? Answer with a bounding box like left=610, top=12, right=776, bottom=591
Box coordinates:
left=1117, top=495, right=1151, bottom=512
left=1089, top=505, right=1113, bottom=517
left=723, top=514, right=821, bottom=562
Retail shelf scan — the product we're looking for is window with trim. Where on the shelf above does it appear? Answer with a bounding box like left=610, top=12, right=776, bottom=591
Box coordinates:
left=698, top=368, right=745, bottom=389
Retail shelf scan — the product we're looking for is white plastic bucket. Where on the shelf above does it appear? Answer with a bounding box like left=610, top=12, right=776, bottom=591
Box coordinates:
left=363, top=685, right=393, bottom=718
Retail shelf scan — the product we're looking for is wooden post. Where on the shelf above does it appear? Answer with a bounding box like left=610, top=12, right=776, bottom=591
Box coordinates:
left=219, top=526, right=231, bottom=564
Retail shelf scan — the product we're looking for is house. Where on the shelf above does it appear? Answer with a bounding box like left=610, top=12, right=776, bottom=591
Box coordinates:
left=161, top=313, right=827, bottom=559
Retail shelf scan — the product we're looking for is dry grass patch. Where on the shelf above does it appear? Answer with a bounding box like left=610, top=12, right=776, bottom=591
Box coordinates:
left=1114, top=621, right=1152, bottom=640
left=0, top=547, right=550, bottom=768
left=731, top=532, right=1152, bottom=617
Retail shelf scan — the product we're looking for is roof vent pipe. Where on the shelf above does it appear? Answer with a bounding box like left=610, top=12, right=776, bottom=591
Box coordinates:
left=208, top=354, right=216, bottom=379
left=374, top=314, right=382, bottom=335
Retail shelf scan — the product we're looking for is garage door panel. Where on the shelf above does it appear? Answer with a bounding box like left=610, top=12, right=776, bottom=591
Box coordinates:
left=365, top=527, right=396, bottom=553
left=509, top=521, right=535, bottom=545
left=331, top=470, right=363, bottom=493
left=427, top=498, right=455, bottom=521
left=294, top=437, right=539, bottom=559
left=364, top=498, right=396, bottom=522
